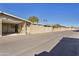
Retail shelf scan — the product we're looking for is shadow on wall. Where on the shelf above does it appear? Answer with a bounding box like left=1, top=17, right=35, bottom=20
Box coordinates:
left=35, top=37, right=79, bottom=56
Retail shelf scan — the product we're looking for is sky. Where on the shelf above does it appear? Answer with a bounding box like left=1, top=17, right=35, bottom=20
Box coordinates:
left=0, top=3, right=79, bottom=26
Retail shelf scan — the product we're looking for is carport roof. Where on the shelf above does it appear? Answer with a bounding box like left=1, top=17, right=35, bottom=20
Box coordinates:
left=0, top=11, right=31, bottom=23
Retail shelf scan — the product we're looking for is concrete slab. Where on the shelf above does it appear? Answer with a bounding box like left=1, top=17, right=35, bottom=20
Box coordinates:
left=0, top=30, right=79, bottom=56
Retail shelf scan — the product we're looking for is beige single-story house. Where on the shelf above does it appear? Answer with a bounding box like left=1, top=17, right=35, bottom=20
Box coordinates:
left=0, top=11, right=31, bottom=36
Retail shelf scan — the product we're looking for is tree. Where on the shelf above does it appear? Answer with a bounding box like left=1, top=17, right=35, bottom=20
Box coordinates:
left=28, top=16, right=39, bottom=24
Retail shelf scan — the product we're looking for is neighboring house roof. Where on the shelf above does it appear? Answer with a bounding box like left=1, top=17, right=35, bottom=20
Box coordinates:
left=0, top=11, right=31, bottom=23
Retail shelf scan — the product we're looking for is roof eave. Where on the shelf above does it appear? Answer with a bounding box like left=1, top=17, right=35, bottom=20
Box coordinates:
left=0, top=11, right=31, bottom=23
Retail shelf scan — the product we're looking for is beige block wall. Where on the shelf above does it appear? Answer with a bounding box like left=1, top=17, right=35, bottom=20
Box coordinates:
left=27, top=25, right=76, bottom=34
left=52, top=27, right=76, bottom=32
left=27, top=25, right=52, bottom=34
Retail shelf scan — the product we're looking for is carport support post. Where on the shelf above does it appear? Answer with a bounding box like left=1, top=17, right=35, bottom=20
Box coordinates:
left=23, top=22, right=27, bottom=34
left=0, top=19, right=2, bottom=36
left=21, top=22, right=27, bottom=35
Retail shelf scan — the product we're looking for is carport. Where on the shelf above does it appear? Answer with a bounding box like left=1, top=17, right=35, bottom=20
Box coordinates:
left=2, top=18, right=23, bottom=35
left=0, top=12, right=31, bottom=36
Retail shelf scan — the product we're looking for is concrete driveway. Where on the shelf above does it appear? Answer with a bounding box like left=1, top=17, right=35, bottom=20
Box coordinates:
left=0, top=30, right=79, bottom=56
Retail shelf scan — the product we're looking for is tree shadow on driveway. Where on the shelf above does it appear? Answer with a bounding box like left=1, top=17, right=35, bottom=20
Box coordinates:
left=35, top=37, right=79, bottom=56
left=72, top=30, right=79, bottom=32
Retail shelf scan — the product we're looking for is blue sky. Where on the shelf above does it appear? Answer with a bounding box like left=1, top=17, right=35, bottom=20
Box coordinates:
left=0, top=3, right=79, bottom=26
